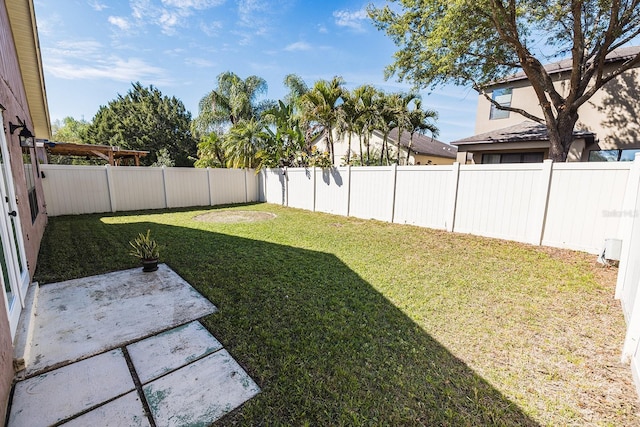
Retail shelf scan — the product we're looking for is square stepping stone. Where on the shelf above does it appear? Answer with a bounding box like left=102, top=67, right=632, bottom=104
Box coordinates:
left=127, top=321, right=223, bottom=384
left=9, top=349, right=135, bottom=427
left=60, top=392, right=150, bottom=427
left=143, top=350, right=260, bottom=426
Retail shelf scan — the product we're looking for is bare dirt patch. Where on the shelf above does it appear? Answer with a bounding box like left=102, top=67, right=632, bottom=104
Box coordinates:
left=193, top=210, right=277, bottom=224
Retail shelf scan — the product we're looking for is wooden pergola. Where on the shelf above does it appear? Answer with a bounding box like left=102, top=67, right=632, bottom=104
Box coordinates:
left=45, top=142, right=149, bottom=166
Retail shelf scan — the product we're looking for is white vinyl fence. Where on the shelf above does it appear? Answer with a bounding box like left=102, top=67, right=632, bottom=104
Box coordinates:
left=260, top=160, right=633, bottom=254
left=40, top=164, right=258, bottom=216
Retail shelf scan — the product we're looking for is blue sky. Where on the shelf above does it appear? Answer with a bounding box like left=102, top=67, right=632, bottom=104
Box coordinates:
left=33, top=0, right=478, bottom=143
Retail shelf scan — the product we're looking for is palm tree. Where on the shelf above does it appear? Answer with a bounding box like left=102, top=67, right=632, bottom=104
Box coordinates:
left=223, top=119, right=268, bottom=168
left=373, top=91, right=400, bottom=165
left=336, top=90, right=358, bottom=165
left=261, top=100, right=305, bottom=168
left=405, top=100, right=439, bottom=165
left=392, top=93, right=420, bottom=164
left=352, top=85, right=377, bottom=165
left=194, top=72, right=272, bottom=134
left=300, top=77, right=346, bottom=165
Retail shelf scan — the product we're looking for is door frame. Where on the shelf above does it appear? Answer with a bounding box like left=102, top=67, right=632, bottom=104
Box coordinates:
left=0, top=109, right=30, bottom=338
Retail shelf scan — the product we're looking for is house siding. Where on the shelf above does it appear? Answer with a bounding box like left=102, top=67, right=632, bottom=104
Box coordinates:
left=0, top=1, right=48, bottom=421
left=474, top=65, right=640, bottom=154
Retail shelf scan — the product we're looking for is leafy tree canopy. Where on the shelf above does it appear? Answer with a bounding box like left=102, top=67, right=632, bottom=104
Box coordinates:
left=85, top=82, right=197, bottom=166
left=51, top=116, right=90, bottom=143
left=370, top=0, right=640, bottom=161
left=193, top=71, right=275, bottom=135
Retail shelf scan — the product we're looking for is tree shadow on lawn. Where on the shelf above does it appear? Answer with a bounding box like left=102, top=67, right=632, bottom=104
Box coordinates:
left=36, top=216, right=539, bottom=426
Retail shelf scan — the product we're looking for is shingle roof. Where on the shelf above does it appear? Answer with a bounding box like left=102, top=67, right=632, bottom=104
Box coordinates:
left=498, top=45, right=640, bottom=84
left=450, top=121, right=595, bottom=146
left=374, top=128, right=458, bottom=159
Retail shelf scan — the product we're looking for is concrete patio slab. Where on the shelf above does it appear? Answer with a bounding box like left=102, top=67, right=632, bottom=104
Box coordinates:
left=144, top=349, right=260, bottom=427
left=9, top=349, right=135, bottom=427
left=25, top=264, right=217, bottom=375
left=127, top=321, right=223, bottom=384
left=59, top=391, right=150, bottom=427
left=9, top=265, right=260, bottom=426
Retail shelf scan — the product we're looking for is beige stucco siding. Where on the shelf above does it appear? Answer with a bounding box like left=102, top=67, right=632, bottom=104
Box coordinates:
left=475, top=66, right=640, bottom=152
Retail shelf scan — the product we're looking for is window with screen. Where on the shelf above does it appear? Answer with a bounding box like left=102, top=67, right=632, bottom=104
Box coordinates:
left=489, top=88, right=512, bottom=120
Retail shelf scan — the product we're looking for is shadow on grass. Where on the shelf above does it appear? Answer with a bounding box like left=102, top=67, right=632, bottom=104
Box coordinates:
left=36, top=213, right=539, bottom=426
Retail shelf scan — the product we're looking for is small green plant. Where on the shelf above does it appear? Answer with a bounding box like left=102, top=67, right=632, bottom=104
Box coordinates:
left=129, top=229, right=159, bottom=260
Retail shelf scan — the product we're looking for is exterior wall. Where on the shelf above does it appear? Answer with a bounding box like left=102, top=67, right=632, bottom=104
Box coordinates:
left=1, top=3, right=46, bottom=278
left=0, top=1, right=47, bottom=421
left=474, top=65, right=640, bottom=154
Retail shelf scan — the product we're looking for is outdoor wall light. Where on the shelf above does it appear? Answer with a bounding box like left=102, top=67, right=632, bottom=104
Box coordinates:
left=9, top=117, right=34, bottom=148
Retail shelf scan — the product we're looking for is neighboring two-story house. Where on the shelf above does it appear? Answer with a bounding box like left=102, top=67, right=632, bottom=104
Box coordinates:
left=0, top=0, right=50, bottom=421
left=452, top=46, right=640, bottom=164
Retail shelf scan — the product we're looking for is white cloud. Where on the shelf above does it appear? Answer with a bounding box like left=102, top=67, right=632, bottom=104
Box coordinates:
left=161, top=0, right=225, bottom=8
left=46, top=40, right=104, bottom=58
left=185, top=57, right=216, bottom=67
left=284, top=41, right=311, bottom=52
left=46, top=56, right=168, bottom=84
left=124, top=0, right=226, bottom=35
left=200, top=20, right=223, bottom=36
left=108, top=16, right=131, bottom=31
left=88, top=1, right=108, bottom=11
left=43, top=39, right=169, bottom=84
left=333, top=8, right=369, bottom=32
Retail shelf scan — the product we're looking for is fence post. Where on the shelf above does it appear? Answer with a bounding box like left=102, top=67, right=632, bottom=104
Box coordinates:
left=312, top=166, right=317, bottom=212
left=617, top=153, right=640, bottom=299
left=206, top=167, right=213, bottom=206
left=284, top=167, right=289, bottom=207
left=161, top=166, right=169, bottom=208
left=346, top=165, right=352, bottom=217
left=531, top=159, right=554, bottom=245
left=390, top=164, right=398, bottom=223
left=244, top=168, right=248, bottom=203
left=445, top=162, right=460, bottom=232
left=105, top=164, right=117, bottom=213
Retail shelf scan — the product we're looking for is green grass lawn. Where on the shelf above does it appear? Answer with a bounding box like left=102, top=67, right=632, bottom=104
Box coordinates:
left=35, top=203, right=636, bottom=426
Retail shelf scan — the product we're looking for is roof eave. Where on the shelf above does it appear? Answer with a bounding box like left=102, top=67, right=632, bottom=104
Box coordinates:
left=6, top=0, right=51, bottom=140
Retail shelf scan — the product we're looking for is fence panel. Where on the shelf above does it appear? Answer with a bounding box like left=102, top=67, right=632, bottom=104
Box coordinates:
left=454, top=164, right=545, bottom=244
left=286, top=168, right=315, bottom=211
left=40, top=165, right=111, bottom=215
left=260, top=169, right=286, bottom=205
left=209, top=168, right=248, bottom=205
left=349, top=166, right=395, bottom=221
left=542, top=163, right=630, bottom=253
left=393, top=166, right=453, bottom=229
left=245, top=169, right=259, bottom=202
left=315, top=167, right=349, bottom=216
left=111, top=167, right=166, bottom=211
left=165, top=168, right=210, bottom=208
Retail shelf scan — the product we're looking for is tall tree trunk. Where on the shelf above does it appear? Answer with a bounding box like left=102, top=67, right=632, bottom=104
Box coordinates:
left=359, top=134, right=364, bottom=165
left=547, top=111, right=579, bottom=162
left=405, top=133, right=414, bottom=165
left=396, top=128, right=402, bottom=165
left=347, top=132, right=352, bottom=165
left=366, top=134, right=371, bottom=165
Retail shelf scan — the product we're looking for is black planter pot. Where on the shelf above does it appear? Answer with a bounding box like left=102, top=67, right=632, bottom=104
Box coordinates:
left=141, top=258, right=159, bottom=272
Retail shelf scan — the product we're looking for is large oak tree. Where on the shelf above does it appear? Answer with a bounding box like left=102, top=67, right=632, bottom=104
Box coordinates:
left=370, top=0, right=640, bottom=161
